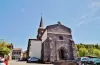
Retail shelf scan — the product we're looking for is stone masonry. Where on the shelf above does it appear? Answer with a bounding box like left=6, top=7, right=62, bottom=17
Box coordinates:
left=41, top=22, right=76, bottom=63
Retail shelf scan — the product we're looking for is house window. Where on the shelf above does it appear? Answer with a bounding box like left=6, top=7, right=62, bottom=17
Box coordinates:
left=59, top=36, right=63, bottom=40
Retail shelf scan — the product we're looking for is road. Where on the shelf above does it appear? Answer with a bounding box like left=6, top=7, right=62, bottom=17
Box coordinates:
left=9, top=60, right=53, bottom=65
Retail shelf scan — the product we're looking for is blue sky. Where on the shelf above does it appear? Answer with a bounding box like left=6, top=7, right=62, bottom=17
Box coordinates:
left=0, top=0, right=100, bottom=50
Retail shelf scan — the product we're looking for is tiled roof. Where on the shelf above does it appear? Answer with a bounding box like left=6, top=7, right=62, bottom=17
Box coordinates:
left=13, top=48, right=22, bottom=50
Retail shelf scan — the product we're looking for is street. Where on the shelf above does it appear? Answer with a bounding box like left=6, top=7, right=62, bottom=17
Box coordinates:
left=9, top=60, right=53, bottom=65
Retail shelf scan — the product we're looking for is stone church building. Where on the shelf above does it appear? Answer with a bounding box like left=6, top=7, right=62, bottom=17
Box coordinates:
left=27, top=17, right=76, bottom=63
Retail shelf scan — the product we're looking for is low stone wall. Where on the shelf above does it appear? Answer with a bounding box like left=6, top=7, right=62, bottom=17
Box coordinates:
left=53, top=60, right=78, bottom=65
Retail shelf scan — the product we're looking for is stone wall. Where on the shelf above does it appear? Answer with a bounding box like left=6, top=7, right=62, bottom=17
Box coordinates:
left=42, top=23, right=76, bottom=63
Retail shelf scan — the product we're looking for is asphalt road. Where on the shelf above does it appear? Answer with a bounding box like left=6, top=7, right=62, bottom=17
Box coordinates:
left=9, top=60, right=53, bottom=65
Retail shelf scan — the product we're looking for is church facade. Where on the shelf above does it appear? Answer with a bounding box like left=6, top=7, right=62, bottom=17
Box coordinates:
left=27, top=17, right=76, bottom=63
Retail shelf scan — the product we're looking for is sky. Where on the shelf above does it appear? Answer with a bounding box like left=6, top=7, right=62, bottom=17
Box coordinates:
left=0, top=0, right=100, bottom=51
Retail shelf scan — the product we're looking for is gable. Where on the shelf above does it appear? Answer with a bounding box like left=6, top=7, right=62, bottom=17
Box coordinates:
left=47, top=24, right=71, bottom=35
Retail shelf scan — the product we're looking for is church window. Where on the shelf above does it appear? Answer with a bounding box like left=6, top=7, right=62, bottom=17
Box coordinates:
left=59, top=36, right=63, bottom=40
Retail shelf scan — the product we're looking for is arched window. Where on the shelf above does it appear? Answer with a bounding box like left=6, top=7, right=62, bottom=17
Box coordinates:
left=59, top=36, right=63, bottom=40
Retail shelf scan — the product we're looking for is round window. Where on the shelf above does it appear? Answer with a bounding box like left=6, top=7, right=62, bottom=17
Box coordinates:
left=59, top=36, right=63, bottom=40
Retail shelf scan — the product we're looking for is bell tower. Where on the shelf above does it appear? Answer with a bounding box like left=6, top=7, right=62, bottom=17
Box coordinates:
left=37, top=16, right=45, bottom=40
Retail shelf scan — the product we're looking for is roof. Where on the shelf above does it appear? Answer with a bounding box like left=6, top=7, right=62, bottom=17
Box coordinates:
left=41, top=21, right=71, bottom=36
left=13, top=48, right=22, bottom=50
left=47, top=22, right=70, bottom=29
left=46, top=22, right=71, bottom=33
left=28, top=39, right=41, bottom=41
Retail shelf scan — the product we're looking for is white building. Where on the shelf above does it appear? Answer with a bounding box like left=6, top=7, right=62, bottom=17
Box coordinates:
left=28, top=39, right=41, bottom=59
left=12, top=48, right=23, bottom=60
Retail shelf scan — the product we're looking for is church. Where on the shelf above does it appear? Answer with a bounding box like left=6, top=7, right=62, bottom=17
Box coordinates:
left=27, top=16, right=76, bottom=63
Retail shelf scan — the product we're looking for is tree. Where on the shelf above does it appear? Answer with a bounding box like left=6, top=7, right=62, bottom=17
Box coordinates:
left=0, top=47, right=10, bottom=55
left=78, top=48, right=89, bottom=57
left=95, top=44, right=99, bottom=49
left=88, top=48, right=94, bottom=56
left=93, top=49, right=100, bottom=57
left=0, top=41, right=11, bottom=55
left=76, top=43, right=100, bottom=57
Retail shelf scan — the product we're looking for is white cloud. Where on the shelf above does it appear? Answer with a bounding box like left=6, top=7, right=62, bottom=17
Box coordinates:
left=76, top=9, right=98, bottom=26
left=76, top=0, right=100, bottom=27
left=77, top=14, right=88, bottom=26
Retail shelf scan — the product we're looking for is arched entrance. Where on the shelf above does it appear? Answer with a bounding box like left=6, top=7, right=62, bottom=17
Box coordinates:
left=59, top=47, right=67, bottom=60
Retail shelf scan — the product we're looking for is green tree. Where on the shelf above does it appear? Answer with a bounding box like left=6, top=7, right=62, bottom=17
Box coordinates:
left=0, top=41, right=11, bottom=55
left=78, top=48, right=89, bottom=57
left=93, top=49, right=100, bottom=57
left=88, top=48, right=94, bottom=56
left=0, top=47, right=10, bottom=55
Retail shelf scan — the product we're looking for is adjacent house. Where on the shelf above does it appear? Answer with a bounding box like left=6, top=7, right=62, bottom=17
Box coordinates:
left=12, top=48, right=23, bottom=60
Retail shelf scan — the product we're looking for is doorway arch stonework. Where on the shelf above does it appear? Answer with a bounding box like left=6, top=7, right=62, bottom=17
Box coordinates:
left=58, top=47, right=68, bottom=60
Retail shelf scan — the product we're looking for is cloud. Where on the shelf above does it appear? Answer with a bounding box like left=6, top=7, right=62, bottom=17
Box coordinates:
left=77, top=9, right=98, bottom=26
left=77, top=14, right=88, bottom=26
left=76, top=0, right=100, bottom=27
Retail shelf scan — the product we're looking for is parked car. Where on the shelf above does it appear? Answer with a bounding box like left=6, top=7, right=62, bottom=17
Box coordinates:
left=27, top=57, right=40, bottom=63
left=81, top=57, right=89, bottom=61
left=76, top=57, right=88, bottom=64
left=75, top=57, right=89, bottom=65
left=76, top=56, right=100, bottom=65
left=87, top=57, right=100, bottom=65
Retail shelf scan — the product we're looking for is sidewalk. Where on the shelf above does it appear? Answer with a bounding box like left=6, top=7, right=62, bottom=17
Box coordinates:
left=8, top=61, right=11, bottom=65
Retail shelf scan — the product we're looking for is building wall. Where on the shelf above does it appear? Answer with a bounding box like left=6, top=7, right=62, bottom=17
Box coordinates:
left=12, top=50, right=22, bottom=60
left=42, top=38, right=50, bottom=62
left=41, top=30, right=47, bottom=43
left=23, top=51, right=27, bottom=58
left=29, top=40, right=42, bottom=59
left=43, top=34, right=74, bottom=62
left=42, top=24, right=76, bottom=62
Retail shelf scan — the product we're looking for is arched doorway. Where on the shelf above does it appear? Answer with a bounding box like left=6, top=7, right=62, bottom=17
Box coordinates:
left=59, top=47, right=67, bottom=60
